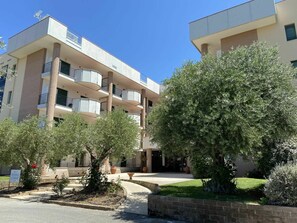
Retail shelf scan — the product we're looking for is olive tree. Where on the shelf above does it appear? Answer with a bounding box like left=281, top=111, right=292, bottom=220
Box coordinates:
left=149, top=42, right=297, bottom=193
left=54, top=109, right=139, bottom=192
left=0, top=116, right=53, bottom=189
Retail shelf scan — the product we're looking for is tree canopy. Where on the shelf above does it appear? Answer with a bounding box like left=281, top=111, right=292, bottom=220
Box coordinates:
left=149, top=42, right=297, bottom=193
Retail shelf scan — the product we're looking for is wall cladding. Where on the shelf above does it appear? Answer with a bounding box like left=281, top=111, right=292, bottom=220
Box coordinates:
left=148, top=194, right=297, bottom=223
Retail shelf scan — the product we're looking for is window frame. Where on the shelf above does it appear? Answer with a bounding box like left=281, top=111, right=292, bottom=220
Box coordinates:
left=285, top=24, right=297, bottom=41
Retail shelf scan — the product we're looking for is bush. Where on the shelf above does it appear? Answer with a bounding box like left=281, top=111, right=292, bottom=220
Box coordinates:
left=256, top=139, right=297, bottom=177
left=264, top=162, right=297, bottom=206
left=80, top=163, right=109, bottom=193
left=52, top=175, right=70, bottom=196
left=21, top=165, right=40, bottom=190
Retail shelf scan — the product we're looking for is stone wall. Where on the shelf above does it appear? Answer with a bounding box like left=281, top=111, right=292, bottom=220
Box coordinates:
left=148, top=194, right=297, bottom=223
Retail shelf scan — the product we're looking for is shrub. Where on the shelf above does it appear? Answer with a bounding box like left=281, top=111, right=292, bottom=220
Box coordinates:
left=107, top=176, right=122, bottom=194
left=52, top=175, right=70, bottom=196
left=80, top=163, right=109, bottom=193
left=264, top=162, right=297, bottom=206
left=256, top=139, right=297, bottom=177
left=21, top=165, right=40, bottom=190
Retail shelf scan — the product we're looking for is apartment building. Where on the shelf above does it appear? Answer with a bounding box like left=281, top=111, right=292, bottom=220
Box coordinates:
left=189, top=0, right=297, bottom=175
left=0, top=17, right=161, bottom=174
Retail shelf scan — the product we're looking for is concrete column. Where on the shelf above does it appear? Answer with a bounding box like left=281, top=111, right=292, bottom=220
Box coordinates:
left=141, top=89, right=147, bottom=128
left=201, top=43, right=209, bottom=56
left=146, top=148, right=152, bottom=173
left=107, top=72, right=113, bottom=112
left=46, top=43, right=61, bottom=127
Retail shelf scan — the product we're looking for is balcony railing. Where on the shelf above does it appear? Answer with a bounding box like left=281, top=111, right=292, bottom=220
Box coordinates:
left=73, top=98, right=100, bottom=116
left=66, top=30, right=82, bottom=46
left=74, top=69, right=102, bottom=88
left=38, top=93, right=73, bottom=108
left=122, top=90, right=141, bottom=104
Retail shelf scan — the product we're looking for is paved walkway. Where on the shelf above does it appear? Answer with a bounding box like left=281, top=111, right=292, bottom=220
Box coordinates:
left=118, top=181, right=151, bottom=215
left=108, top=173, right=194, bottom=185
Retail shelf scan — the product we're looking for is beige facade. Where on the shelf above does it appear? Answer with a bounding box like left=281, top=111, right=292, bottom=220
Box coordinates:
left=0, top=17, right=161, bottom=174
left=190, top=0, right=297, bottom=66
left=189, top=0, right=297, bottom=176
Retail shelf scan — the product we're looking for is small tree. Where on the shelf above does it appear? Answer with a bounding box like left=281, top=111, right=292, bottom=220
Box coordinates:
left=54, top=109, right=139, bottom=193
left=0, top=116, right=53, bottom=189
left=149, top=42, right=297, bottom=193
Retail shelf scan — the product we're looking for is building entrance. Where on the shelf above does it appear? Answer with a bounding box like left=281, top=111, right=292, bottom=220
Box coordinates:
left=151, top=151, right=187, bottom=172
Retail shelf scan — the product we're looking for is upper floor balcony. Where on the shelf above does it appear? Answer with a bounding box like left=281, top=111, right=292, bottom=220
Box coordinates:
left=43, top=61, right=102, bottom=90
left=190, top=0, right=277, bottom=52
left=122, top=90, right=141, bottom=105
left=38, top=93, right=101, bottom=117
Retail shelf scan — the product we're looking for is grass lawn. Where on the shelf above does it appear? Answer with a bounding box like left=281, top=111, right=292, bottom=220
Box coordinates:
left=0, top=176, right=9, bottom=181
left=159, top=178, right=267, bottom=204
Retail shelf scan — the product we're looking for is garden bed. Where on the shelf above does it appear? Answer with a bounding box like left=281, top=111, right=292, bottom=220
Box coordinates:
left=47, top=187, right=126, bottom=210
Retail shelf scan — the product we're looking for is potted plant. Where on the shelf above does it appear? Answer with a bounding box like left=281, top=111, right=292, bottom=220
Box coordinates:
left=111, top=165, right=117, bottom=174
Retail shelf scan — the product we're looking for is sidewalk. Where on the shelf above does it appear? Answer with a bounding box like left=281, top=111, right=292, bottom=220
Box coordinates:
left=118, top=181, right=151, bottom=215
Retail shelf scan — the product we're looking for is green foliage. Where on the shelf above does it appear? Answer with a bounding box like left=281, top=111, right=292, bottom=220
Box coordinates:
left=21, top=165, right=40, bottom=190
left=107, top=176, right=122, bottom=194
left=81, top=162, right=109, bottom=193
left=56, top=109, right=139, bottom=193
left=0, top=116, right=54, bottom=189
left=0, top=119, right=17, bottom=165
left=52, top=175, right=70, bottom=196
left=202, top=159, right=237, bottom=194
left=255, top=139, right=297, bottom=177
left=264, top=162, right=297, bottom=206
left=149, top=42, right=297, bottom=193
left=52, top=113, right=87, bottom=163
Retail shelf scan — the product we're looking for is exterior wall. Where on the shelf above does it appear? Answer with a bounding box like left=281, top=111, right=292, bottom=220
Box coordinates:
left=18, top=49, right=46, bottom=121
left=148, top=194, right=297, bottom=223
left=221, top=29, right=258, bottom=52
left=257, top=0, right=297, bottom=64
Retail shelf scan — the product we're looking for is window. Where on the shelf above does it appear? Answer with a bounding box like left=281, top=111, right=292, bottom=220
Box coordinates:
left=7, top=91, right=12, bottom=104
left=56, top=88, right=68, bottom=106
left=148, top=100, right=153, bottom=107
left=60, top=60, right=70, bottom=76
left=285, top=24, right=297, bottom=41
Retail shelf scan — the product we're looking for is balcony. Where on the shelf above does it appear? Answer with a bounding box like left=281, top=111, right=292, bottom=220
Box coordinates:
left=38, top=93, right=100, bottom=117
left=129, top=114, right=141, bottom=126
left=73, top=98, right=100, bottom=117
left=190, top=0, right=277, bottom=51
left=122, top=90, right=141, bottom=105
left=74, top=69, right=102, bottom=91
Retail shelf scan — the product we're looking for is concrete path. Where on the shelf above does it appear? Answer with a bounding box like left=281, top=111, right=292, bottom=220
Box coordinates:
left=108, top=173, right=194, bottom=185
left=118, top=181, right=151, bottom=215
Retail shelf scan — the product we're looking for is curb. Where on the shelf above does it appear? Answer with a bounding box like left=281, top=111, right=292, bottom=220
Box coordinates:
left=122, top=179, right=160, bottom=193
left=43, top=200, right=117, bottom=211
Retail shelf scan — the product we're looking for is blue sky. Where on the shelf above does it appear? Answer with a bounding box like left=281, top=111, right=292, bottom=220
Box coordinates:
left=0, top=0, right=248, bottom=83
